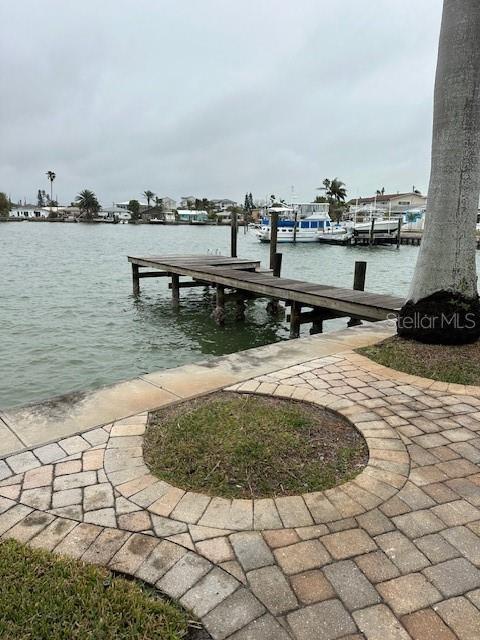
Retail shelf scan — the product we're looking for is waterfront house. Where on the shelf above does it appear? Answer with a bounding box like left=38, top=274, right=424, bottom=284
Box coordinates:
left=179, top=196, right=196, bottom=209
left=350, top=191, right=427, bottom=216
left=177, top=209, right=208, bottom=223
left=159, top=196, right=176, bottom=211
left=9, top=205, right=48, bottom=219
left=114, top=200, right=149, bottom=213
left=212, top=198, right=237, bottom=212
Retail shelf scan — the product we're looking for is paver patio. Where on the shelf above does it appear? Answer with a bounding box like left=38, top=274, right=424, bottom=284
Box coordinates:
left=1, top=326, right=480, bottom=638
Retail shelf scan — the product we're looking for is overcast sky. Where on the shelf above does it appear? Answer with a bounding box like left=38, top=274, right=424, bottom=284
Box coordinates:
left=1, top=0, right=442, bottom=206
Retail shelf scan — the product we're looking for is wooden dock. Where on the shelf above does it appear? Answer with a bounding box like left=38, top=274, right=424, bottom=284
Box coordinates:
left=128, top=254, right=404, bottom=337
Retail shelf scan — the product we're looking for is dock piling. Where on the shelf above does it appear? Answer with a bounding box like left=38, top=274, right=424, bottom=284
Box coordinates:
left=290, top=301, right=301, bottom=338
left=269, top=211, right=279, bottom=270
left=347, top=260, right=367, bottom=327
left=132, top=264, right=140, bottom=295
left=272, top=252, right=283, bottom=277
left=396, top=218, right=402, bottom=249
left=230, top=211, right=238, bottom=258
left=369, top=219, right=375, bottom=246
left=213, top=284, right=226, bottom=325
left=171, top=274, right=180, bottom=305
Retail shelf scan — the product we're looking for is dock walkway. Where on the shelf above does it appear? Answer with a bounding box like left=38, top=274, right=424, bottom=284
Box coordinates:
left=128, top=254, right=404, bottom=336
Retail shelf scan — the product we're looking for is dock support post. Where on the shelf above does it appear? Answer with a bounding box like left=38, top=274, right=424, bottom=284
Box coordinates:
left=171, top=274, right=180, bottom=305
left=272, top=252, right=283, bottom=277
left=269, top=211, right=279, bottom=270
left=235, top=294, right=246, bottom=321
left=369, top=218, right=375, bottom=246
left=347, top=260, right=367, bottom=327
left=290, top=301, right=301, bottom=338
left=213, top=284, right=226, bottom=325
left=396, top=218, right=402, bottom=249
left=310, top=313, right=324, bottom=335
left=230, top=211, right=238, bottom=258
left=132, top=264, right=140, bottom=295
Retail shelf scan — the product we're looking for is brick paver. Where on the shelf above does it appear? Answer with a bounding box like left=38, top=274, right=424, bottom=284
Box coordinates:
left=1, top=347, right=480, bottom=638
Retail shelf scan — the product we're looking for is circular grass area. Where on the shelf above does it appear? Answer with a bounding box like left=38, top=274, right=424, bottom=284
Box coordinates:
left=145, top=392, right=367, bottom=499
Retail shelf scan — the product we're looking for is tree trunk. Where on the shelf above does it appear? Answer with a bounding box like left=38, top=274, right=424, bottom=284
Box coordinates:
left=398, top=0, right=480, bottom=344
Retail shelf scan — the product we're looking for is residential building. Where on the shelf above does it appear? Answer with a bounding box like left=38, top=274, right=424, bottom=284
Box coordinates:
left=158, top=196, right=176, bottom=211
left=350, top=191, right=427, bottom=216
left=114, top=200, right=150, bottom=213
left=9, top=205, right=48, bottom=219
left=179, top=196, right=196, bottom=209
left=212, top=198, right=237, bottom=211
left=177, top=209, right=208, bottom=223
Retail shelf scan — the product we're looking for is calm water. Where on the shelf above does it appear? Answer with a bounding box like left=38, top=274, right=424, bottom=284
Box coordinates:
left=1, top=222, right=426, bottom=409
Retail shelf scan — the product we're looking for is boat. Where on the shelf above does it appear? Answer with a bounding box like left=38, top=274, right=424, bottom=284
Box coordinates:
left=149, top=218, right=165, bottom=225
left=256, top=203, right=345, bottom=243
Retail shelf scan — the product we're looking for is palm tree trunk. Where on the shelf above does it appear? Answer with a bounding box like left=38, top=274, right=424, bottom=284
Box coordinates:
left=398, top=0, right=480, bottom=344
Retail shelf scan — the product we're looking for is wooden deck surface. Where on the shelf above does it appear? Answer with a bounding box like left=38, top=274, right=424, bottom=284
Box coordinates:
left=128, top=254, right=404, bottom=321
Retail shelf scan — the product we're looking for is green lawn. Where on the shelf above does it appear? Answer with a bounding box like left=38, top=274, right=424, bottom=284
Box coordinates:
left=358, top=335, right=480, bottom=385
left=0, top=539, right=194, bottom=640
left=145, top=392, right=367, bottom=499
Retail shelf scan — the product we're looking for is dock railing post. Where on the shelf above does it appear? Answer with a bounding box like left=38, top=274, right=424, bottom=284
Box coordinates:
left=132, top=264, right=140, bottom=295
left=369, top=218, right=375, bottom=246
left=230, top=211, right=238, bottom=258
left=269, top=210, right=278, bottom=270
left=396, top=217, right=402, bottom=249
left=347, top=260, right=367, bottom=327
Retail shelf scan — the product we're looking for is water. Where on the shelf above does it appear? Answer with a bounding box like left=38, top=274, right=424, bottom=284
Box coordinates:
left=1, top=222, right=424, bottom=409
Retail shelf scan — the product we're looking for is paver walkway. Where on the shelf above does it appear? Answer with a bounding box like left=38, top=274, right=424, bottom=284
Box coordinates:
left=1, top=345, right=480, bottom=639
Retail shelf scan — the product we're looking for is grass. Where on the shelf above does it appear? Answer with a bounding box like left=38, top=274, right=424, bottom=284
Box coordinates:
left=145, top=392, right=367, bottom=499
left=358, top=335, right=480, bottom=385
left=0, top=539, right=199, bottom=640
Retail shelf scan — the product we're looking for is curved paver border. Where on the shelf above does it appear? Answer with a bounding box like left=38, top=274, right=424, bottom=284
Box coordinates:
left=105, top=390, right=410, bottom=531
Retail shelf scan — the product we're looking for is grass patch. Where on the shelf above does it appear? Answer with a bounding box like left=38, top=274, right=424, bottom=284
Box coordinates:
left=358, top=335, right=480, bottom=385
left=145, top=392, right=367, bottom=499
left=0, top=539, right=204, bottom=640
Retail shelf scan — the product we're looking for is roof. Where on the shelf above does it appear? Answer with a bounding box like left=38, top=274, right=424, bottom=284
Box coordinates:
left=354, top=192, right=426, bottom=205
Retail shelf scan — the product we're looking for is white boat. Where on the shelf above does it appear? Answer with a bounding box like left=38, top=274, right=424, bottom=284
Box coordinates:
left=346, top=218, right=401, bottom=235
left=256, top=203, right=345, bottom=243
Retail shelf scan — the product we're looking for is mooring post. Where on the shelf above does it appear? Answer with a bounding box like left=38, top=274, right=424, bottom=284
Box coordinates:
left=132, top=264, right=140, bottom=295
left=171, top=274, right=180, bottom=305
left=269, top=210, right=279, bottom=269
left=369, top=218, right=375, bottom=246
left=290, top=301, right=301, bottom=338
left=347, top=260, right=367, bottom=327
left=396, top=217, right=402, bottom=249
left=230, top=211, right=238, bottom=258
left=272, top=252, right=283, bottom=277
left=213, top=284, right=226, bottom=325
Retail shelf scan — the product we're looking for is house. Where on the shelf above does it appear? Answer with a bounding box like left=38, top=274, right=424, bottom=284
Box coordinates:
left=179, top=196, right=196, bottom=209
left=114, top=200, right=150, bottom=213
left=98, top=206, right=126, bottom=221
left=9, top=205, right=48, bottom=219
left=158, top=196, right=176, bottom=211
left=177, top=209, right=208, bottom=223
left=215, top=211, right=232, bottom=223
left=350, top=192, right=427, bottom=216
left=211, top=198, right=237, bottom=212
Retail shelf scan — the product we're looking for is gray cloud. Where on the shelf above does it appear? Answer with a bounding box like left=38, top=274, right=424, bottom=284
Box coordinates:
left=0, top=0, right=441, bottom=205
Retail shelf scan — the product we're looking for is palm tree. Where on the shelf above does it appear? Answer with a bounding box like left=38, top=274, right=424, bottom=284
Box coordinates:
left=318, top=178, right=347, bottom=222
left=143, top=190, right=155, bottom=208
left=398, top=0, right=480, bottom=344
left=75, top=189, right=100, bottom=220
left=46, top=170, right=56, bottom=206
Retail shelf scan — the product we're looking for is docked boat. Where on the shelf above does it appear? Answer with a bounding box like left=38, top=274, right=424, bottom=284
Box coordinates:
left=256, top=203, right=345, bottom=243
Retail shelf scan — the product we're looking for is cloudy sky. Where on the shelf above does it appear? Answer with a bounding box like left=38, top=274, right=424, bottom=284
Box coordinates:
left=1, top=0, right=442, bottom=206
